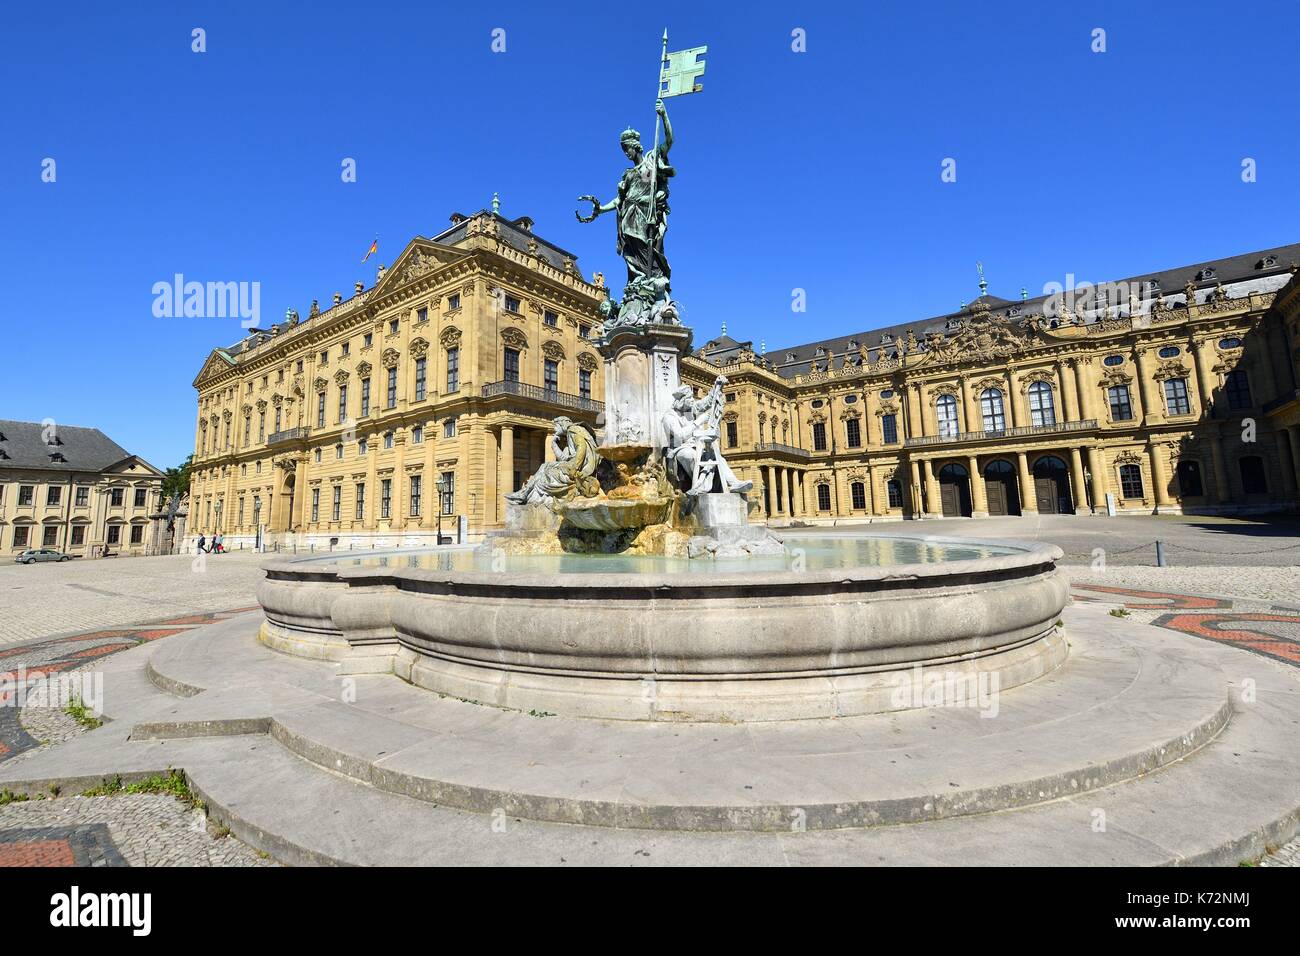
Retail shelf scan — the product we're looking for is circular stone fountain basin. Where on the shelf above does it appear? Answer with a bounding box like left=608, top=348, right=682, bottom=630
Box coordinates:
left=553, top=496, right=674, bottom=531
left=257, top=534, right=1069, bottom=722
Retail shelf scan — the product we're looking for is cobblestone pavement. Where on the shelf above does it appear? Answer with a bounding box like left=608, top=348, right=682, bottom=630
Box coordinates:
left=0, top=795, right=274, bottom=866
left=0, top=550, right=269, bottom=646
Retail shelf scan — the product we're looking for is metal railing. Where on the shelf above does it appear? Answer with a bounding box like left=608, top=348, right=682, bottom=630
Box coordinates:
left=755, top=442, right=812, bottom=458
left=904, top=418, right=1098, bottom=448
left=480, top=380, right=604, bottom=413
left=268, top=426, right=309, bottom=444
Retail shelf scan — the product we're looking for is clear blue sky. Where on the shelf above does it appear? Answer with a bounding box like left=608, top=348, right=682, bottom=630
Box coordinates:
left=1, top=1, right=1296, bottom=468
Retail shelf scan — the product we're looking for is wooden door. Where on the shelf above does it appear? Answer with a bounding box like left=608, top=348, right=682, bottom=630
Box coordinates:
left=986, top=479, right=1008, bottom=516
left=941, top=482, right=961, bottom=517
left=1035, top=477, right=1058, bottom=514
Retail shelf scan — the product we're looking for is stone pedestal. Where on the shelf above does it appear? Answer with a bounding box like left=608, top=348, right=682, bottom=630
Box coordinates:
left=682, top=491, right=784, bottom=559
left=601, top=324, right=693, bottom=452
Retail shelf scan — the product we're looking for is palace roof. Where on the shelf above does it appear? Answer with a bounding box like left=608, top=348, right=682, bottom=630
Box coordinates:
left=0, top=420, right=147, bottom=474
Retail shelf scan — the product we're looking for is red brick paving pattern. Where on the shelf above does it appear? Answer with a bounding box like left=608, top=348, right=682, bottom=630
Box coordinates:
left=0, top=839, right=75, bottom=867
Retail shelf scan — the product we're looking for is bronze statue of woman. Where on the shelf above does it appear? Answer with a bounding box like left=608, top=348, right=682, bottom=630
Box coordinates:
left=576, top=98, right=674, bottom=286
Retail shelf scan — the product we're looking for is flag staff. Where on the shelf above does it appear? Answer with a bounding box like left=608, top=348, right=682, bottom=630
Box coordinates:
left=648, top=29, right=668, bottom=244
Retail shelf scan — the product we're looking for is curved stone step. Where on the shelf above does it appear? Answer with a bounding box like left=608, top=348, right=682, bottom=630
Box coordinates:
left=138, top=606, right=1235, bottom=831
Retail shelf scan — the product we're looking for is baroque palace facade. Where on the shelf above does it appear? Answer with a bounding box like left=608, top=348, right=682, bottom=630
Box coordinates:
left=189, top=209, right=1300, bottom=547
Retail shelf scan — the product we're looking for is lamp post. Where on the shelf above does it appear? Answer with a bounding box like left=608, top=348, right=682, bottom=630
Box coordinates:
left=434, top=475, right=446, bottom=545
left=253, top=497, right=263, bottom=552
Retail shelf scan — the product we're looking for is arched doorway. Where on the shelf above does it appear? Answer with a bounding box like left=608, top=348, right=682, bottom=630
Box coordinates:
left=937, top=462, right=972, bottom=517
left=983, top=459, right=1021, bottom=516
left=1032, top=455, right=1073, bottom=514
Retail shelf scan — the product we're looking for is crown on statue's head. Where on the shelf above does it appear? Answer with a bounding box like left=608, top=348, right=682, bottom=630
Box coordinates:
left=620, top=127, right=641, bottom=144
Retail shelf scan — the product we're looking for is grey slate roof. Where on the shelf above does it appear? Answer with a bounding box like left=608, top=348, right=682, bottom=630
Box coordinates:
left=0, top=420, right=137, bottom=473
left=706, top=242, right=1300, bottom=380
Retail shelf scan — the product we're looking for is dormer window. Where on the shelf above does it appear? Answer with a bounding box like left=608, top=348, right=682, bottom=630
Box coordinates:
left=49, top=452, right=66, bottom=463
left=1197, top=267, right=1216, bottom=281
left=1257, top=255, right=1279, bottom=269
left=785, top=352, right=796, bottom=362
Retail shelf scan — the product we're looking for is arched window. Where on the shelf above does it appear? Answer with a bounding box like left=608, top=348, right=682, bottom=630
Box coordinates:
left=1027, top=381, right=1056, bottom=426
left=1239, top=456, right=1268, bottom=495
left=936, top=393, right=959, bottom=438
left=980, top=388, right=1006, bottom=432
left=1176, top=460, right=1203, bottom=497
left=850, top=481, right=866, bottom=510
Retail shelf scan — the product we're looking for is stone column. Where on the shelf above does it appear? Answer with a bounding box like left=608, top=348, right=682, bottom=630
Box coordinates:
left=796, top=470, right=807, bottom=515
left=1057, top=360, right=1079, bottom=422
left=1069, top=446, right=1089, bottom=513
left=760, top=465, right=772, bottom=517
left=1209, top=434, right=1229, bottom=504
left=1087, top=445, right=1107, bottom=512
left=498, top=424, right=514, bottom=523
left=784, top=468, right=795, bottom=518
left=1136, top=349, right=1162, bottom=426
left=1016, top=451, right=1037, bottom=514
left=1072, top=359, right=1093, bottom=421
left=909, top=459, right=923, bottom=516
left=924, top=459, right=940, bottom=517
left=1192, top=338, right=1218, bottom=416
left=960, top=377, right=976, bottom=434
left=292, top=458, right=308, bottom=531
left=392, top=435, right=408, bottom=530
left=968, top=455, right=987, bottom=516
left=1147, top=441, right=1172, bottom=511
left=865, top=464, right=878, bottom=515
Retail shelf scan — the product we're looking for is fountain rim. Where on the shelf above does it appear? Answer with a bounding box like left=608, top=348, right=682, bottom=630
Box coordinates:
left=261, top=531, right=1064, bottom=592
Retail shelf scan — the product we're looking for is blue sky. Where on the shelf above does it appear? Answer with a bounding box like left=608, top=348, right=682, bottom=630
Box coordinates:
left=1, top=0, right=1296, bottom=468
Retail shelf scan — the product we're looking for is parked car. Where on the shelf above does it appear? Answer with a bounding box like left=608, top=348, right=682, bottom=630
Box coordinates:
left=15, top=548, right=72, bottom=564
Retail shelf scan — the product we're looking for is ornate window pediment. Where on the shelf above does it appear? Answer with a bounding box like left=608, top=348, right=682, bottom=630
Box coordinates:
left=501, top=327, right=528, bottom=351
left=1152, top=359, right=1190, bottom=382
left=334, top=369, right=350, bottom=384
left=929, top=382, right=960, bottom=401
left=1113, top=450, right=1144, bottom=467
left=381, top=348, right=401, bottom=368
left=541, top=340, right=566, bottom=361
left=1018, top=369, right=1057, bottom=393
left=313, top=377, right=329, bottom=391
left=1098, top=368, right=1132, bottom=388
left=410, top=337, right=430, bottom=358
left=440, top=326, right=462, bottom=349
left=577, top=352, right=599, bottom=371
left=356, top=361, right=372, bottom=376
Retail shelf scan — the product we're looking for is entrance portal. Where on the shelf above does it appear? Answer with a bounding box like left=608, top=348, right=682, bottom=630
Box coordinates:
left=983, top=459, right=1021, bottom=516
left=1032, top=455, right=1073, bottom=514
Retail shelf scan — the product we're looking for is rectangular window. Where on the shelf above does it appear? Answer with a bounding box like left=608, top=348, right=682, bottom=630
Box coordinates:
left=18, top=485, right=33, bottom=506
left=244, top=416, right=251, bottom=444
left=410, top=475, right=421, bottom=517
left=881, top=414, right=898, bottom=444
left=364, top=333, right=373, bottom=348
left=47, top=486, right=62, bottom=506
left=544, top=359, right=559, bottom=394
left=71, top=525, right=85, bottom=546
left=259, top=412, right=266, bottom=441
left=14, top=526, right=30, bottom=547
left=845, top=418, right=862, bottom=448
left=335, top=444, right=343, bottom=460
left=44, top=526, right=58, bottom=546
left=446, top=347, right=460, bottom=392
left=1107, top=385, right=1134, bottom=422
left=503, top=348, right=520, bottom=383
left=317, top=392, right=326, bottom=428
left=440, top=471, right=455, bottom=515
left=361, top=378, right=371, bottom=416
left=544, top=310, right=558, bottom=327
left=415, top=357, right=427, bottom=401
left=384, top=432, right=394, bottom=450
left=579, top=324, right=590, bottom=339
left=381, top=479, right=392, bottom=519
left=417, top=307, right=428, bottom=324
left=387, top=367, right=398, bottom=408
left=579, top=369, right=591, bottom=400
left=238, top=499, right=245, bottom=526
left=851, top=482, right=867, bottom=510
left=274, top=407, right=281, bottom=432
left=390, top=319, right=399, bottom=335
left=812, top=422, right=827, bottom=452
left=130, top=525, right=144, bottom=545
left=726, top=420, right=738, bottom=448
left=1163, top=378, right=1191, bottom=416
left=338, top=384, right=348, bottom=423
left=342, top=342, right=350, bottom=357
left=106, top=525, right=121, bottom=545
left=75, top=487, right=89, bottom=507
left=443, top=418, right=456, bottom=439
left=1119, top=464, right=1144, bottom=499
left=887, top=480, right=903, bottom=509
left=319, top=349, right=329, bottom=364
left=412, top=426, right=423, bottom=444
left=1225, top=370, right=1252, bottom=410
left=504, top=294, right=521, bottom=313
left=355, top=483, right=365, bottom=520
left=110, top=488, right=124, bottom=507
left=311, top=489, right=320, bottom=522
left=134, top=488, right=147, bottom=507
left=358, top=438, right=368, bottom=455
left=817, top=484, right=831, bottom=511
left=332, top=486, right=341, bottom=521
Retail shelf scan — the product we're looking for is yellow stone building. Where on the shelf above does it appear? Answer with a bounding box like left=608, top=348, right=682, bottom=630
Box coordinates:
left=685, top=244, right=1300, bottom=523
left=188, top=208, right=607, bottom=549
left=0, top=420, right=164, bottom=557
left=189, top=211, right=1300, bottom=547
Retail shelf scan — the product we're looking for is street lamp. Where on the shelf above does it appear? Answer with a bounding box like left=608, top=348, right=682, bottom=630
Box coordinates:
left=434, top=475, right=446, bottom=546
left=253, top=497, right=263, bottom=552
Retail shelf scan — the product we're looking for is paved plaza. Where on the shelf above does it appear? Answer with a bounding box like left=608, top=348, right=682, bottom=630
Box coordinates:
left=0, top=514, right=1296, bottom=867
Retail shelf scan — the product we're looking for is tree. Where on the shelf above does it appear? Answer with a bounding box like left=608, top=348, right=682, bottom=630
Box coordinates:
left=161, top=455, right=193, bottom=501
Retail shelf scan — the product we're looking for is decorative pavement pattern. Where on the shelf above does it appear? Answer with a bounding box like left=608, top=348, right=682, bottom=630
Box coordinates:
left=1071, top=585, right=1300, bottom=667
left=0, top=594, right=1295, bottom=866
